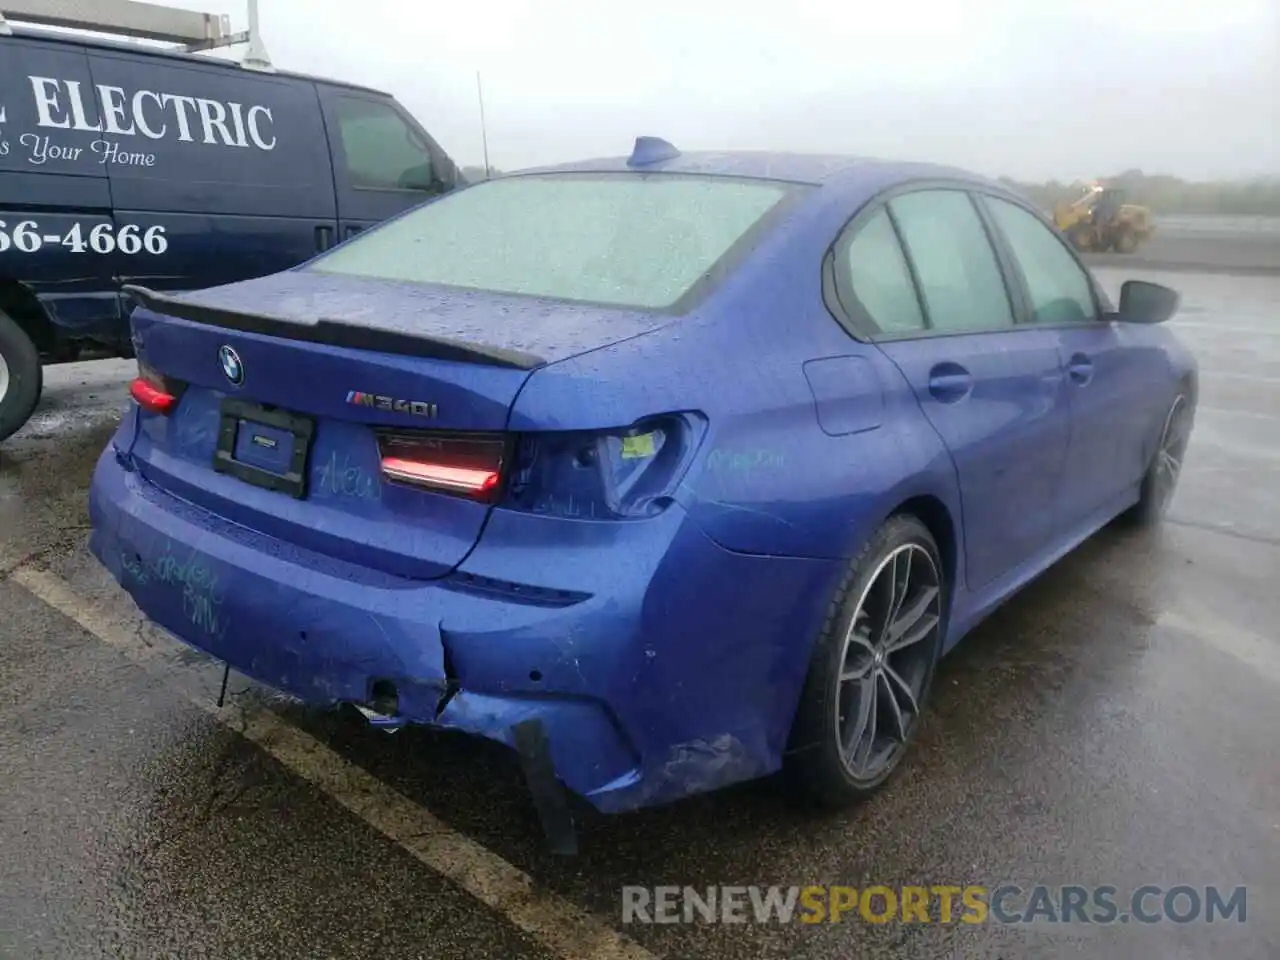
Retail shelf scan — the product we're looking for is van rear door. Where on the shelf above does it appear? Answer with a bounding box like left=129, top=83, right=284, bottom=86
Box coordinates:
left=0, top=35, right=119, bottom=344
left=317, top=87, right=454, bottom=243
left=83, top=50, right=339, bottom=298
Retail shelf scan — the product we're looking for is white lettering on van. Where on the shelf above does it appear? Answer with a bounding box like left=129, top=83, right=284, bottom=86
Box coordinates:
left=161, top=94, right=199, bottom=142
left=132, top=91, right=166, bottom=139
left=226, top=102, right=251, bottom=148
left=196, top=98, right=237, bottom=146
left=63, top=80, right=103, bottom=132
left=246, top=105, right=276, bottom=150
left=98, top=85, right=136, bottom=136
left=20, top=133, right=83, bottom=164
left=28, top=77, right=71, bottom=129
left=91, top=139, right=156, bottom=167
left=23, top=77, right=279, bottom=155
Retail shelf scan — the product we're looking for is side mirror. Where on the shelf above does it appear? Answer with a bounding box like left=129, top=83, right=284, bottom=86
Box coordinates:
left=1116, top=280, right=1179, bottom=325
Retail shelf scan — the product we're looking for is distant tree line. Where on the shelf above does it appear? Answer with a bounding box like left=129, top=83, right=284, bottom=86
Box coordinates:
left=998, top=170, right=1280, bottom=217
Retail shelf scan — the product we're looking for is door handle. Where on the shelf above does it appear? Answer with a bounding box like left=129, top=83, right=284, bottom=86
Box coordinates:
left=315, top=225, right=334, bottom=251
left=927, top=363, right=973, bottom=403
left=344, top=224, right=365, bottom=240
left=1067, top=353, right=1094, bottom=385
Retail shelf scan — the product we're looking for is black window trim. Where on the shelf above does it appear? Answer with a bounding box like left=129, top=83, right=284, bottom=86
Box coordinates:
left=824, top=205, right=933, bottom=337
left=823, top=178, right=1110, bottom=343
left=971, top=190, right=1107, bottom=328
left=884, top=201, right=936, bottom=331
left=330, top=92, right=452, bottom=197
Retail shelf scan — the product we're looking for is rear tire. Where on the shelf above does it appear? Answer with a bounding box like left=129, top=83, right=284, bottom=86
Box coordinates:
left=1124, top=391, right=1192, bottom=527
left=0, top=310, right=42, bottom=443
left=786, top=514, right=946, bottom=807
left=1114, top=230, right=1138, bottom=254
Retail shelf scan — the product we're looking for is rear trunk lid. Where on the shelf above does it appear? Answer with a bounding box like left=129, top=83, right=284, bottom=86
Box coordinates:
left=125, top=271, right=668, bottom=578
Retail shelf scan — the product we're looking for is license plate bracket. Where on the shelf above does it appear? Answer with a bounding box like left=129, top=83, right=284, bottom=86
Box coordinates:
left=213, top=397, right=314, bottom=499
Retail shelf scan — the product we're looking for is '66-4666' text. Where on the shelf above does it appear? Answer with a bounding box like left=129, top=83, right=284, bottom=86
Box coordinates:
left=0, top=220, right=168, bottom=255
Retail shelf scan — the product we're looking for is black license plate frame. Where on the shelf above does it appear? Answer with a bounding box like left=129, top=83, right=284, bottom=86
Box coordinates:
left=213, top=397, right=315, bottom=499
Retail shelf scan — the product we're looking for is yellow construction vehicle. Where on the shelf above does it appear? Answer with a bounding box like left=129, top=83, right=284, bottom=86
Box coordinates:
left=1053, top=182, right=1154, bottom=254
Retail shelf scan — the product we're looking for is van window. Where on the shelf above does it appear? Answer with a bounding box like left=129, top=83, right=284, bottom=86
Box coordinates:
left=333, top=97, right=435, bottom=192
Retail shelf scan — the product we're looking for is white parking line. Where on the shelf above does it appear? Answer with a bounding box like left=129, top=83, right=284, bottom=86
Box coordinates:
left=10, top=566, right=658, bottom=960
left=1158, top=607, right=1280, bottom=686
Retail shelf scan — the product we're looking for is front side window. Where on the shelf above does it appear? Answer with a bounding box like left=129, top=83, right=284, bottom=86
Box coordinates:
left=309, top=173, right=797, bottom=310
left=985, top=196, right=1097, bottom=324
left=837, top=208, right=926, bottom=334
left=889, top=190, right=1015, bottom=333
left=334, top=97, right=436, bottom=192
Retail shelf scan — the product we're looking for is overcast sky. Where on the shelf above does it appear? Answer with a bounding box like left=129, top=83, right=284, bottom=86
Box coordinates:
left=36, top=0, right=1280, bottom=181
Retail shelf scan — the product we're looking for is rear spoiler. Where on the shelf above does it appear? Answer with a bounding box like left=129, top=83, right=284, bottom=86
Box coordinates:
left=123, top=285, right=546, bottom=371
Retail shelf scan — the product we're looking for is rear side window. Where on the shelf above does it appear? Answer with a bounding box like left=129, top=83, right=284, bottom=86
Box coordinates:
left=333, top=97, right=435, bottom=192
left=309, top=173, right=796, bottom=309
left=984, top=197, right=1097, bottom=324
left=889, top=190, right=1015, bottom=333
left=837, top=209, right=925, bottom=333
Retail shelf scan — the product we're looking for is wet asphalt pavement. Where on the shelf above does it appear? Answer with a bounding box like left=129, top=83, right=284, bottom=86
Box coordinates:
left=1, top=248, right=1278, bottom=958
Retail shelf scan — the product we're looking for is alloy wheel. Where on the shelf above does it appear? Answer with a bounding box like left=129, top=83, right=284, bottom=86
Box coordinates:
left=835, top=543, right=942, bottom=781
left=1154, top=395, right=1191, bottom=513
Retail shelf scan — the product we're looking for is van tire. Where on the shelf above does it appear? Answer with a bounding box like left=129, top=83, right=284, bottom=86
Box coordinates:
left=0, top=310, right=42, bottom=443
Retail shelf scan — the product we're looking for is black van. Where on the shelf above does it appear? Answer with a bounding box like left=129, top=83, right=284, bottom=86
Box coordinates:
left=0, top=7, right=462, bottom=441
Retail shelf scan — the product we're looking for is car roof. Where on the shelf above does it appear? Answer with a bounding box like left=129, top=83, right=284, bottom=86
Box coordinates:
left=516, top=148, right=1008, bottom=199
left=6, top=24, right=391, bottom=98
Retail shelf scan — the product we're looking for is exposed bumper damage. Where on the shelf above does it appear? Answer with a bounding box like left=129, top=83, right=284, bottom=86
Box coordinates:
left=88, top=442, right=842, bottom=850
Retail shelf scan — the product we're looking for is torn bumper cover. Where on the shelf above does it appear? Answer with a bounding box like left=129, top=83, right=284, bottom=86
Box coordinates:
left=88, top=445, right=842, bottom=814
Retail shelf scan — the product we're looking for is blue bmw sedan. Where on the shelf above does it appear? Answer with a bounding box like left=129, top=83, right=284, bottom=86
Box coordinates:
left=88, top=138, right=1196, bottom=838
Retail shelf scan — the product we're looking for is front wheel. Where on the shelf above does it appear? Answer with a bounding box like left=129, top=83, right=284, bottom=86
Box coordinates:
left=1124, top=392, right=1193, bottom=526
left=786, top=514, right=946, bottom=806
left=0, top=310, right=43, bottom=444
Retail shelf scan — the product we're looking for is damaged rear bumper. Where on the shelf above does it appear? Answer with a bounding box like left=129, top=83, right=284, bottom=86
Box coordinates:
left=88, top=445, right=842, bottom=814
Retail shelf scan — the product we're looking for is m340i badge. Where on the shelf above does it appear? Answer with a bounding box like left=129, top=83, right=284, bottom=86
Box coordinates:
left=345, top=391, right=439, bottom=418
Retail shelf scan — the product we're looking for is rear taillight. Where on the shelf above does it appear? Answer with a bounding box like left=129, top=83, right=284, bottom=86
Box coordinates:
left=129, top=361, right=183, bottom=415
left=505, top=413, right=705, bottom=520
left=376, top=431, right=508, bottom=502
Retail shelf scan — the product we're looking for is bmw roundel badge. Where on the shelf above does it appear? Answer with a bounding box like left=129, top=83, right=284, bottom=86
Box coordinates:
left=218, top=345, right=244, bottom=386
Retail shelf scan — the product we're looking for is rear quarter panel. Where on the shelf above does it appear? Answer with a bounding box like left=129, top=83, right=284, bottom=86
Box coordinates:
left=509, top=187, right=963, bottom=563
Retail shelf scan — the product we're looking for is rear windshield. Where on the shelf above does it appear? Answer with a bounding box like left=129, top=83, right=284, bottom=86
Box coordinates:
left=308, top=173, right=798, bottom=310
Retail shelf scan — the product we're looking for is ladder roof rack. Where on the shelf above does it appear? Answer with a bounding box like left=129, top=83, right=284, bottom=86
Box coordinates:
left=0, top=0, right=274, bottom=71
